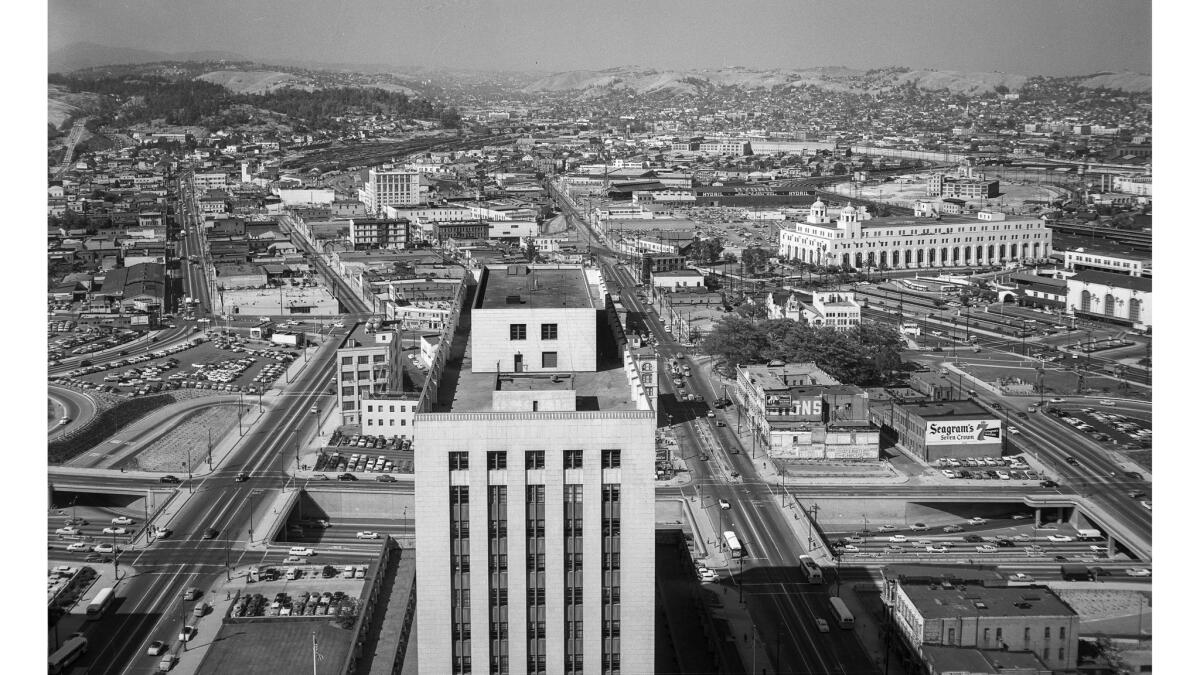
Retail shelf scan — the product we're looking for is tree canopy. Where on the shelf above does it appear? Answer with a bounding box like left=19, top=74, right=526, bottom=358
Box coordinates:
left=701, top=316, right=904, bottom=386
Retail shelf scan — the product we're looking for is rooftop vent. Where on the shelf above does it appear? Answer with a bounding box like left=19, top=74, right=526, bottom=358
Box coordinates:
left=506, top=294, right=523, bottom=305
left=1014, top=602, right=1033, bottom=609
left=973, top=601, right=988, bottom=610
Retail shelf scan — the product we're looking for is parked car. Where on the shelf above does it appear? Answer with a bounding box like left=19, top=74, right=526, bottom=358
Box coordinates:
left=179, top=626, right=197, bottom=642
left=160, top=475, right=181, bottom=484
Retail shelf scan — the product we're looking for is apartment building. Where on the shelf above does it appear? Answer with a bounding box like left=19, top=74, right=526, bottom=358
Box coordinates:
left=359, top=168, right=422, bottom=214
left=335, top=320, right=403, bottom=425
left=415, top=263, right=656, bottom=675
left=348, top=218, right=410, bottom=249
left=802, top=292, right=861, bottom=331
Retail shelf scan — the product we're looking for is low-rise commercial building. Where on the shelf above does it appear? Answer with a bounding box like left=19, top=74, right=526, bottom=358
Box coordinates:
left=885, top=579, right=1078, bottom=673
left=1065, top=269, right=1152, bottom=330
left=886, top=400, right=1003, bottom=462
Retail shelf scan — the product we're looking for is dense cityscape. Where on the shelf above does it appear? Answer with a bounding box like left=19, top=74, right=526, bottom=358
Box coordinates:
left=43, top=5, right=1154, bottom=674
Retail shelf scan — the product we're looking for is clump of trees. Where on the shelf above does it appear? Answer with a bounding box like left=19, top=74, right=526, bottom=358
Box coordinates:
left=701, top=315, right=904, bottom=385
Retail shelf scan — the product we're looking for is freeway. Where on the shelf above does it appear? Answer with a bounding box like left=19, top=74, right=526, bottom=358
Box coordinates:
left=52, top=241, right=376, bottom=674
left=907, top=356, right=1152, bottom=548
left=548, top=180, right=875, bottom=673
left=49, top=385, right=95, bottom=438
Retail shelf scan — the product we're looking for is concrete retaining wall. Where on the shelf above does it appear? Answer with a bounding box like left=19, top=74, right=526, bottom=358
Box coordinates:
left=797, top=497, right=1030, bottom=529
left=303, top=489, right=413, bottom=520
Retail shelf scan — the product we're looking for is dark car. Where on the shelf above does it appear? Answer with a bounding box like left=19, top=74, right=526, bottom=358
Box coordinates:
left=1124, top=471, right=1143, bottom=480
left=234, top=471, right=249, bottom=482
left=1064, top=456, right=1079, bottom=466
left=964, top=535, right=984, bottom=543
left=376, top=474, right=397, bottom=483
left=202, top=528, right=218, bottom=540
left=160, top=475, right=181, bottom=484
left=1053, top=555, right=1069, bottom=563
left=996, top=539, right=1015, bottom=547
left=959, top=470, right=971, bottom=479
left=337, top=473, right=358, bottom=481
left=1041, top=480, right=1060, bottom=488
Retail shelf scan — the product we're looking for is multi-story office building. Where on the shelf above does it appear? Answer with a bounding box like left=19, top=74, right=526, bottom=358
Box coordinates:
left=335, top=319, right=403, bottom=425
left=778, top=200, right=1052, bottom=270
left=415, top=264, right=656, bottom=675
left=802, top=291, right=861, bottom=331
left=359, top=167, right=422, bottom=214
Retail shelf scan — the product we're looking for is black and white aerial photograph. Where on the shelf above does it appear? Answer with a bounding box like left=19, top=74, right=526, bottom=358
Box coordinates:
left=22, top=0, right=1179, bottom=673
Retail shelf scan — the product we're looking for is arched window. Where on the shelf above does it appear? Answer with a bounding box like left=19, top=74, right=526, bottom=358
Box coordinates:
left=1129, top=298, right=1141, bottom=323
left=1104, top=293, right=1116, bottom=316
left=916, top=249, right=924, bottom=265
left=1080, top=290, right=1092, bottom=313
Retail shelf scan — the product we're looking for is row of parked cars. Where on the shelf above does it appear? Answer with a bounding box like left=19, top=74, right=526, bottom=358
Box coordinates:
left=317, top=451, right=399, bottom=475
left=231, top=590, right=358, bottom=619
left=329, top=431, right=413, bottom=451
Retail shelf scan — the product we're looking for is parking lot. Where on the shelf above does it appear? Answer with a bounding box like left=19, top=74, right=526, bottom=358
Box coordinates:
left=1045, top=404, right=1152, bottom=450
left=48, top=324, right=143, bottom=365
left=934, top=454, right=1047, bottom=482
left=312, top=429, right=415, bottom=476
left=50, top=333, right=300, bottom=398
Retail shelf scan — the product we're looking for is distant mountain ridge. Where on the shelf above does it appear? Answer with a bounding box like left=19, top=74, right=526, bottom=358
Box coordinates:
left=49, top=43, right=1151, bottom=96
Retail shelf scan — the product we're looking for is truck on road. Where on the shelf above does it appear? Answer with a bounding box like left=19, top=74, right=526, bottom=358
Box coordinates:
left=1076, top=528, right=1103, bottom=541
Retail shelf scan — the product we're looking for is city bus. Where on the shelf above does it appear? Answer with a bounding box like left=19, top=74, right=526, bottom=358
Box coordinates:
left=828, top=596, right=855, bottom=629
left=722, top=531, right=745, bottom=559
left=48, top=636, right=88, bottom=673
left=798, top=555, right=824, bottom=584
left=86, top=587, right=115, bottom=621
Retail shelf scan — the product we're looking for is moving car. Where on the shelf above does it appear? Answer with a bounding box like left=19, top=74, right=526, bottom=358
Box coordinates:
left=160, top=475, right=181, bottom=484
left=67, top=542, right=88, bottom=552
left=1046, top=534, right=1073, bottom=543
left=967, top=517, right=987, bottom=525
left=111, top=516, right=134, bottom=525
left=1008, top=573, right=1035, bottom=582
left=926, top=545, right=949, bottom=553
left=718, top=498, right=731, bottom=510
left=877, top=524, right=897, bottom=532
left=815, top=618, right=830, bottom=633
left=1126, top=568, right=1151, bottom=577
left=696, top=567, right=718, bottom=583
left=910, top=523, right=929, bottom=531
left=147, top=640, right=167, bottom=656
left=234, top=471, right=249, bottom=482
left=102, top=526, right=128, bottom=535
left=376, top=474, right=397, bottom=483
left=202, top=528, right=219, bottom=540
left=888, top=535, right=908, bottom=543
left=182, top=587, right=201, bottom=601
left=92, top=543, right=115, bottom=554
left=942, top=525, right=963, bottom=533
left=337, top=473, right=358, bottom=481
left=56, top=526, right=81, bottom=536
left=356, top=531, right=380, bottom=540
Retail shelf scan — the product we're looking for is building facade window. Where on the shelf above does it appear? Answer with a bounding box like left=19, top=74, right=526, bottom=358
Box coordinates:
left=526, top=485, right=546, bottom=675
left=601, top=449, right=621, bottom=468
left=541, top=324, right=558, bottom=340
left=526, top=450, right=545, bottom=470
left=510, top=324, right=527, bottom=340
left=563, top=449, right=583, bottom=470
left=601, top=484, right=621, bottom=674
left=488, top=485, right=509, bottom=675
left=450, top=485, right=471, bottom=674
left=564, top=484, right=584, bottom=675
left=450, top=451, right=469, bottom=471
left=488, top=451, right=508, bottom=471
left=542, top=352, right=558, bottom=368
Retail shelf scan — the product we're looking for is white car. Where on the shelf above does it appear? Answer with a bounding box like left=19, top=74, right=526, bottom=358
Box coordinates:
left=1089, top=545, right=1107, bottom=553
left=179, top=625, right=197, bottom=642
left=102, top=526, right=128, bottom=535
left=877, top=524, right=897, bottom=532
left=967, top=517, right=987, bottom=525
left=1099, top=399, right=1115, bottom=406
left=1046, top=534, right=1073, bottom=543
left=1051, top=397, right=1065, bottom=403
left=67, top=542, right=88, bottom=552
left=1126, top=568, right=1151, bottom=577
left=356, top=531, right=380, bottom=540
left=941, top=469, right=957, bottom=478
left=888, top=535, right=908, bottom=543
left=55, top=526, right=80, bottom=536
left=718, top=498, right=731, bottom=510
left=333, top=322, right=345, bottom=328
left=837, top=545, right=859, bottom=553
left=926, top=545, right=949, bottom=553
left=92, top=543, right=115, bottom=554
left=815, top=618, right=830, bottom=633
left=697, top=567, right=718, bottom=583
left=976, top=544, right=998, bottom=553
left=1008, top=572, right=1035, bottom=582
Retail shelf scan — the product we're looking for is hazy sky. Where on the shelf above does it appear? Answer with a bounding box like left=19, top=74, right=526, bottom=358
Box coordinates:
left=49, top=0, right=1150, bottom=75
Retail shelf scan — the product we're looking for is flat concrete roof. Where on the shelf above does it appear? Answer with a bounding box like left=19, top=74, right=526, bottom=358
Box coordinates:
left=902, top=583, right=1075, bottom=620
left=437, top=288, right=636, bottom=414
left=741, top=363, right=840, bottom=389
left=477, top=265, right=598, bottom=310
left=896, top=400, right=993, bottom=419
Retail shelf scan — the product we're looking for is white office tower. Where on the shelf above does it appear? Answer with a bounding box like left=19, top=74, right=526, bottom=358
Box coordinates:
left=359, top=167, right=422, bottom=213
left=416, top=264, right=656, bottom=675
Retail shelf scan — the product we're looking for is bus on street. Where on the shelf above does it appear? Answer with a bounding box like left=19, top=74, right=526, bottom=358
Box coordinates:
left=722, top=530, right=745, bottom=558
left=829, top=596, right=854, bottom=629
left=799, top=555, right=824, bottom=584
left=48, top=636, right=88, bottom=673
left=86, top=587, right=115, bottom=620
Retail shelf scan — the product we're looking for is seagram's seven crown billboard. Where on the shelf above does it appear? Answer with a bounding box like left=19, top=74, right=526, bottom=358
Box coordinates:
left=925, top=419, right=1002, bottom=445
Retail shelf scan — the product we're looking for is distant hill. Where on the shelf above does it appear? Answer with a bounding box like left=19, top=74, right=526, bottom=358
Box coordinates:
left=49, top=42, right=246, bottom=74
left=196, top=70, right=306, bottom=94
left=1074, top=71, right=1152, bottom=93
